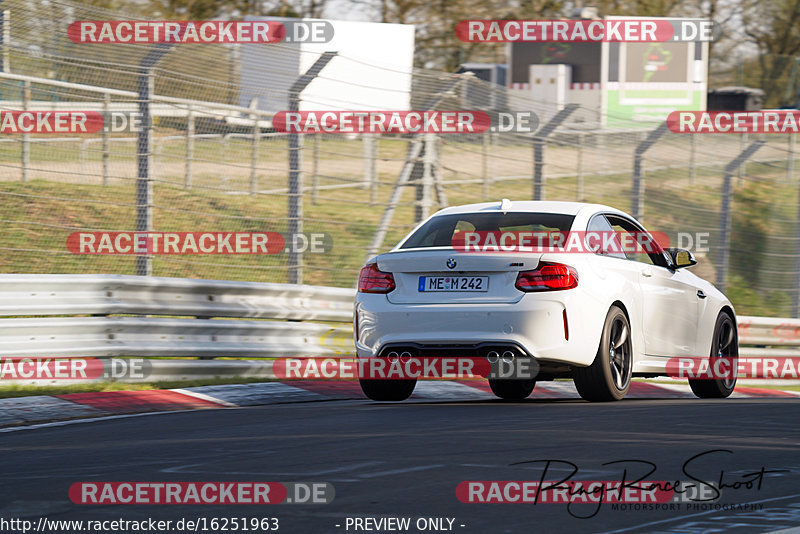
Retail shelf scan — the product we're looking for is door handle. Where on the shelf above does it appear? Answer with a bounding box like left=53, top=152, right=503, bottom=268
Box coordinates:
left=641, top=269, right=652, bottom=278
left=697, top=289, right=707, bottom=299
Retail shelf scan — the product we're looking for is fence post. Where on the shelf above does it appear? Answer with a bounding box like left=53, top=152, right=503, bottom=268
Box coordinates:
left=717, top=140, right=765, bottom=293
left=418, top=133, right=435, bottom=220
left=738, top=132, right=747, bottom=185
left=576, top=132, right=584, bottom=201
left=365, top=75, right=464, bottom=258
left=795, top=172, right=800, bottom=317
left=136, top=67, right=154, bottom=276
left=365, top=138, right=424, bottom=262
left=431, top=135, right=447, bottom=209
left=411, top=138, right=428, bottom=223
left=79, top=139, right=88, bottom=176
left=533, top=104, right=578, bottom=200
left=152, top=139, right=163, bottom=181
left=185, top=104, right=194, bottom=189
left=287, top=51, right=336, bottom=285
left=136, top=44, right=172, bottom=276
left=21, top=79, right=29, bottom=182
left=311, top=134, right=320, bottom=205
left=102, top=93, right=110, bottom=186
left=363, top=134, right=377, bottom=205
left=631, top=123, right=668, bottom=221
left=0, top=9, right=9, bottom=74
left=482, top=131, right=490, bottom=200
left=250, top=99, right=259, bottom=196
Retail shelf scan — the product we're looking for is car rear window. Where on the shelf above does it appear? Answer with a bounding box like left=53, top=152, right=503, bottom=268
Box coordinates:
left=398, top=212, right=576, bottom=249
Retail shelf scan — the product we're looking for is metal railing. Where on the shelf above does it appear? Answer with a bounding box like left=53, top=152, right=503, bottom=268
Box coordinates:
left=0, top=273, right=796, bottom=359
left=0, top=274, right=353, bottom=358
left=737, top=316, right=800, bottom=357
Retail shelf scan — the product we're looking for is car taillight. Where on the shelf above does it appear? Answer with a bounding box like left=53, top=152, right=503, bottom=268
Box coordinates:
left=358, top=263, right=395, bottom=293
left=515, top=262, right=578, bottom=292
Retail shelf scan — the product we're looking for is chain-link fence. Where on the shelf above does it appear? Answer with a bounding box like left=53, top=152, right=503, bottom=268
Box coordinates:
left=0, top=0, right=798, bottom=318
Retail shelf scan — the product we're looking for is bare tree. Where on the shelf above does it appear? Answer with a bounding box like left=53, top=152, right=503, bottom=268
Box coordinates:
left=742, top=0, right=800, bottom=104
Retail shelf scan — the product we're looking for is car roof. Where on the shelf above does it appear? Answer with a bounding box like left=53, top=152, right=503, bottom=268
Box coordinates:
left=431, top=200, right=630, bottom=219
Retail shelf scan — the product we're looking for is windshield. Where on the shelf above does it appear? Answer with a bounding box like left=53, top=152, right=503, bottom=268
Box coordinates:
left=398, top=212, right=576, bottom=249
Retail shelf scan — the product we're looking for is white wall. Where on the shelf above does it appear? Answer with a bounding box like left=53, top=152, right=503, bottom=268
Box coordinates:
left=240, top=18, right=415, bottom=113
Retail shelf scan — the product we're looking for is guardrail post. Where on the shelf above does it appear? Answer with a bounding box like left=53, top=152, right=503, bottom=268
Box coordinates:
left=185, top=104, right=194, bottom=189
left=102, top=93, right=110, bottom=186
left=21, top=79, right=29, bottom=182
left=717, top=140, right=765, bottom=293
left=533, top=104, right=578, bottom=200
left=287, top=52, right=336, bottom=285
left=631, top=122, right=668, bottom=221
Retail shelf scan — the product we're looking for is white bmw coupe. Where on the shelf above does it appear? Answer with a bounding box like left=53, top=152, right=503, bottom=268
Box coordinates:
left=354, top=200, right=738, bottom=402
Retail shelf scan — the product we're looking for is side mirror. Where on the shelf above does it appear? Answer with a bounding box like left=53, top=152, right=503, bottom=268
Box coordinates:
left=667, top=248, right=697, bottom=269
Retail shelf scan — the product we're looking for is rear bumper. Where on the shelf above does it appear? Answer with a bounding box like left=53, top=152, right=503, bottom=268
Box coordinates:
left=354, top=292, right=598, bottom=366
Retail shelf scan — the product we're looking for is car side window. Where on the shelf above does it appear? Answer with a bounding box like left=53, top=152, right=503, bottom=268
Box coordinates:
left=606, top=215, right=670, bottom=268
left=586, top=215, right=626, bottom=259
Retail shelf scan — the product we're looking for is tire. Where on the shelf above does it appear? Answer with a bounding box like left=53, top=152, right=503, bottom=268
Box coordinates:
left=689, top=312, right=737, bottom=399
left=488, top=378, right=536, bottom=400
left=359, top=378, right=416, bottom=401
left=573, top=305, right=633, bottom=402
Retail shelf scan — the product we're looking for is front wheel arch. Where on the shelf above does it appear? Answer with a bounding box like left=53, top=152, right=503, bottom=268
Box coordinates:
left=689, top=311, right=738, bottom=399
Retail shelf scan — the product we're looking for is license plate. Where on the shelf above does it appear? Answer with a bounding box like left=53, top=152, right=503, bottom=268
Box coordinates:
left=418, top=276, right=489, bottom=292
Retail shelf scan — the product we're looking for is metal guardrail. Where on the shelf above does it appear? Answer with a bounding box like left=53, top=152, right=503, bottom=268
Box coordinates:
left=0, top=274, right=354, bottom=358
left=0, top=273, right=797, bottom=360
left=0, top=317, right=351, bottom=358
left=737, top=316, right=800, bottom=358
left=1, top=274, right=354, bottom=321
